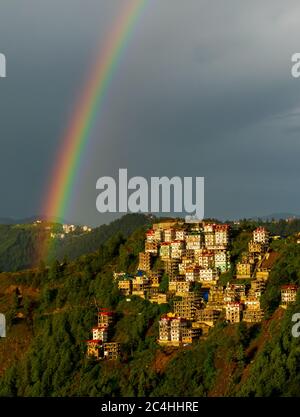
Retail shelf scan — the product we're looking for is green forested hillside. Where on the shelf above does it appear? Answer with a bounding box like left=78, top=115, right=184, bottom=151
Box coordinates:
left=0, top=214, right=152, bottom=272
left=1, top=224, right=300, bottom=396
left=0, top=224, right=45, bottom=272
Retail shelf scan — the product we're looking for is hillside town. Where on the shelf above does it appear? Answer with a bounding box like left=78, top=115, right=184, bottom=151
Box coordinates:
left=111, top=220, right=298, bottom=350
left=32, top=220, right=92, bottom=239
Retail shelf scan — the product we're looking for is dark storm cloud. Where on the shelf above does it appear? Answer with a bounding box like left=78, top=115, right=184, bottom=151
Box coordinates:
left=1, top=0, right=300, bottom=224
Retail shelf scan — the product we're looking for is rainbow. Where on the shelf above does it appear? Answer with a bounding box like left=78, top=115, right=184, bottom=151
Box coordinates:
left=41, top=0, right=147, bottom=261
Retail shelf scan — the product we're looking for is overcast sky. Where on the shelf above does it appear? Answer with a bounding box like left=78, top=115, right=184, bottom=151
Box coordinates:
left=1, top=0, right=300, bottom=226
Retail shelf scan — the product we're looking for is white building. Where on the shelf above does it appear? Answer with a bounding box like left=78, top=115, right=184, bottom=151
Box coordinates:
left=93, top=327, right=108, bottom=342
left=253, top=227, right=269, bottom=244
left=199, top=268, right=219, bottom=283
left=225, top=302, right=242, bottom=323
left=185, top=266, right=200, bottom=282
left=215, top=224, right=229, bottom=247
left=214, top=250, right=230, bottom=272
left=175, top=229, right=186, bottom=241
left=63, top=224, right=76, bottom=234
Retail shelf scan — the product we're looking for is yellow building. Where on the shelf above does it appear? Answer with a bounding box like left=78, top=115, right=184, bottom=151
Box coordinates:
left=225, top=302, right=242, bottom=323
left=138, top=252, right=152, bottom=272
left=86, top=340, right=103, bottom=360
left=103, top=342, right=120, bottom=360
left=281, top=284, right=298, bottom=308
left=236, top=262, right=253, bottom=279
left=118, top=279, right=133, bottom=296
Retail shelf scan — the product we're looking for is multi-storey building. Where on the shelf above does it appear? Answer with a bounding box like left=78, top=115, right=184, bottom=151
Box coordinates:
left=158, top=314, right=187, bottom=346
left=145, top=241, right=158, bottom=255
left=181, top=327, right=202, bottom=344
left=92, top=326, right=109, bottom=343
left=236, top=261, right=253, bottom=279
left=215, top=224, right=229, bottom=248
left=170, top=317, right=188, bottom=343
left=204, top=223, right=215, bottom=248
left=207, top=286, right=225, bottom=310
left=243, top=298, right=264, bottom=322
left=86, top=340, right=102, bottom=360
left=159, top=315, right=172, bottom=342
left=185, top=265, right=200, bottom=282
left=175, top=228, right=186, bottom=241
left=132, top=275, right=150, bottom=297
left=214, top=250, right=230, bottom=272
left=253, top=227, right=269, bottom=244
left=158, top=314, right=200, bottom=346
left=248, top=240, right=264, bottom=254
left=149, top=271, right=162, bottom=287
left=149, top=292, right=169, bottom=304
left=154, top=229, right=163, bottom=242
left=281, top=285, right=298, bottom=307
left=179, top=257, right=194, bottom=274
left=87, top=309, right=120, bottom=361
left=103, top=342, right=120, bottom=360
left=164, top=228, right=176, bottom=243
left=225, top=302, right=242, bottom=323
left=195, top=308, right=221, bottom=326
left=169, top=278, right=192, bottom=295
left=98, top=310, right=114, bottom=328
left=186, top=232, right=203, bottom=250
left=138, top=252, right=152, bottom=272
left=118, top=278, right=133, bottom=296
left=160, top=243, right=171, bottom=260
left=171, top=240, right=186, bottom=259
left=164, top=258, right=180, bottom=279
left=146, top=229, right=156, bottom=243
left=231, top=284, right=246, bottom=299
left=199, top=268, right=219, bottom=284
left=249, top=279, right=266, bottom=298
left=223, top=285, right=237, bottom=303
left=173, top=292, right=202, bottom=320
left=197, top=250, right=215, bottom=269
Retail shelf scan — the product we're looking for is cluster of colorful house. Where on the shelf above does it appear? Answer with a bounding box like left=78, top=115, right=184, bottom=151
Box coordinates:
left=86, top=309, right=120, bottom=360
left=114, top=220, right=299, bottom=348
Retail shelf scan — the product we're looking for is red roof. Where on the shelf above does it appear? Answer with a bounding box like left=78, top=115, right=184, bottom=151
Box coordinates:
left=92, top=326, right=108, bottom=331
left=215, top=224, right=229, bottom=230
left=98, top=311, right=114, bottom=316
left=281, top=284, right=298, bottom=290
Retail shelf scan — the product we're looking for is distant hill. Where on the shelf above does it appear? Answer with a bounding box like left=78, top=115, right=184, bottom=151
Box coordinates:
left=0, top=215, right=68, bottom=225
left=50, top=213, right=153, bottom=262
left=251, top=213, right=300, bottom=221
left=0, top=213, right=152, bottom=272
